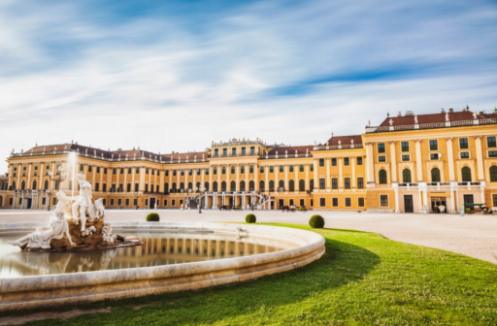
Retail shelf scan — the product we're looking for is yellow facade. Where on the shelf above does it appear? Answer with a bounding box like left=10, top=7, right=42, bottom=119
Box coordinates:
left=1, top=108, right=496, bottom=213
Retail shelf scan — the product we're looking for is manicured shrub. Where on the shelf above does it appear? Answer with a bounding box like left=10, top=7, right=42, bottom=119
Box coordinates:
left=309, top=214, right=325, bottom=228
left=245, top=213, right=256, bottom=223
left=146, top=212, right=160, bottom=222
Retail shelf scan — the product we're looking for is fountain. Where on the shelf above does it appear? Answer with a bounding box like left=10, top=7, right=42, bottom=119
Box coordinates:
left=14, top=153, right=140, bottom=252
left=0, top=153, right=325, bottom=313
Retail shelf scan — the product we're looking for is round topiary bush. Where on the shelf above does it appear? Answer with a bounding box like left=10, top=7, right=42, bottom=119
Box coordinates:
left=309, top=214, right=324, bottom=228
left=146, top=212, right=160, bottom=222
left=245, top=213, right=256, bottom=223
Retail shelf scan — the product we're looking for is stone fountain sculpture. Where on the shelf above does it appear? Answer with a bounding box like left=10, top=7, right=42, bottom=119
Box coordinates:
left=15, top=175, right=140, bottom=252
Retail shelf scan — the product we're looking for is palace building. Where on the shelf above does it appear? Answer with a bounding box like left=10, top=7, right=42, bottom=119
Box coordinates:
left=1, top=107, right=496, bottom=213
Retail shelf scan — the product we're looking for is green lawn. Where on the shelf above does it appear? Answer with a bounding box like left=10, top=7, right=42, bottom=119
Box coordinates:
left=28, top=224, right=497, bottom=325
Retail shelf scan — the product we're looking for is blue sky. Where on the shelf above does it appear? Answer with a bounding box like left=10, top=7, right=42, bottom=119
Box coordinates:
left=1, top=0, right=497, bottom=172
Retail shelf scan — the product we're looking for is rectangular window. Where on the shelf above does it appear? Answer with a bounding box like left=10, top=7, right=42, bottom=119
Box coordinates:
left=357, top=177, right=364, bottom=189
left=357, top=157, right=363, bottom=165
left=241, top=147, right=246, bottom=155
left=378, top=143, right=385, bottom=153
left=488, top=136, right=497, bottom=148
left=380, top=195, right=388, bottom=207
left=269, top=166, right=274, bottom=173
left=222, top=148, right=227, bottom=156
left=319, top=178, right=325, bottom=189
left=344, top=178, right=351, bottom=189
left=459, top=137, right=469, bottom=149
left=232, top=148, right=237, bottom=156
left=319, top=159, right=325, bottom=167
left=402, top=154, right=410, bottom=161
left=429, top=139, right=438, bottom=151
left=430, top=153, right=440, bottom=160
left=493, top=194, right=497, bottom=207
left=460, top=151, right=470, bottom=159
left=344, top=157, right=350, bottom=166
left=358, top=198, right=365, bottom=207
left=214, top=149, right=219, bottom=157
left=489, top=150, right=497, bottom=158
left=299, top=165, right=304, bottom=172
left=331, top=178, right=338, bottom=189
left=331, top=158, right=337, bottom=166
left=279, top=165, right=284, bottom=173
left=345, top=198, right=351, bottom=207
left=401, top=141, right=409, bottom=152
left=378, top=155, right=386, bottom=162
left=250, top=146, right=255, bottom=155
left=289, top=165, right=294, bottom=172
left=332, top=198, right=338, bottom=207
left=319, top=198, right=326, bottom=207
left=260, top=166, right=264, bottom=173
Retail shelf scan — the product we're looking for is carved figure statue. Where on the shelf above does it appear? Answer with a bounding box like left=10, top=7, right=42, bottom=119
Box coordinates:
left=71, top=176, right=97, bottom=232
left=15, top=191, right=75, bottom=249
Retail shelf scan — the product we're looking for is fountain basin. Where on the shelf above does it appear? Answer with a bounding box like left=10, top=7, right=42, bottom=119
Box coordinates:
left=0, top=223, right=325, bottom=312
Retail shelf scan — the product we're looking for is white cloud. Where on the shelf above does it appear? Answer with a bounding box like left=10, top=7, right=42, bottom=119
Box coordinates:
left=0, top=0, right=497, bottom=173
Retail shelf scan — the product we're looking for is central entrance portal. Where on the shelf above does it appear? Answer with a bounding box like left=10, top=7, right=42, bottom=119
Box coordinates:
left=403, top=195, right=414, bottom=213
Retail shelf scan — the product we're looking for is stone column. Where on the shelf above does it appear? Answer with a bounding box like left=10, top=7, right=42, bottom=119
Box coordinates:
left=366, top=143, right=374, bottom=185
left=139, top=167, right=146, bottom=192
left=254, top=165, right=259, bottom=191
left=351, top=156, right=357, bottom=188
left=390, top=142, right=397, bottom=182
left=415, top=140, right=423, bottom=182
left=312, top=161, right=318, bottom=190
left=325, top=158, right=331, bottom=190
left=236, top=165, right=241, bottom=192
left=475, top=136, right=484, bottom=181
left=305, top=164, right=310, bottom=191
left=338, top=158, right=343, bottom=188
left=264, top=166, right=269, bottom=192
left=284, top=165, right=289, bottom=192
left=446, top=138, right=455, bottom=181
left=200, top=168, right=205, bottom=191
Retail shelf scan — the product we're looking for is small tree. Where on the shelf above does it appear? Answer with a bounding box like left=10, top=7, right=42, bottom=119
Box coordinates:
left=245, top=213, right=256, bottom=223
left=146, top=212, right=160, bottom=222
left=309, top=215, right=324, bottom=228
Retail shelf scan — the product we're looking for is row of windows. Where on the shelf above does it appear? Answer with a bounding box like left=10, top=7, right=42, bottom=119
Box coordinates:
left=213, top=146, right=257, bottom=157
left=318, top=157, right=363, bottom=167
left=319, top=197, right=365, bottom=207
left=377, top=166, right=497, bottom=184
left=376, top=136, right=497, bottom=154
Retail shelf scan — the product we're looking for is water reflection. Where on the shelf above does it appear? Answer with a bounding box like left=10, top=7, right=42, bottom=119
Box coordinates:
left=0, top=233, right=280, bottom=278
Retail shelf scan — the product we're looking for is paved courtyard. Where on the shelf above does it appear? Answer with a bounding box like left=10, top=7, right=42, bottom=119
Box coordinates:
left=0, top=209, right=496, bottom=264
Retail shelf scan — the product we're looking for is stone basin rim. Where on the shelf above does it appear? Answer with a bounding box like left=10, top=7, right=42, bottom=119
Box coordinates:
left=0, top=222, right=325, bottom=311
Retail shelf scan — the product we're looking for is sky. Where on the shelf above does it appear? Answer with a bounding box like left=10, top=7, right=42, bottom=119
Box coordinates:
left=1, top=0, right=497, bottom=173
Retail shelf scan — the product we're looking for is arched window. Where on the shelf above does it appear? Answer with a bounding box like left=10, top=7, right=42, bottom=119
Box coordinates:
left=230, top=181, right=236, bottom=192
left=171, top=183, right=177, bottom=192
left=204, top=182, right=209, bottom=191
left=259, top=180, right=265, bottom=192
left=249, top=181, right=255, bottom=191
left=240, top=181, right=246, bottom=192
left=179, top=182, right=185, bottom=192
left=164, top=183, right=169, bottom=193
left=21, top=181, right=26, bottom=190
left=269, top=180, right=275, bottom=192
left=212, top=181, right=218, bottom=192
left=431, top=168, right=441, bottom=183
left=289, top=180, right=295, bottom=192
left=402, top=168, right=412, bottom=183
left=378, top=169, right=388, bottom=184
left=278, top=180, right=284, bottom=192
left=310, top=179, right=314, bottom=190
left=32, top=180, right=37, bottom=190
left=195, top=182, right=201, bottom=191
left=44, top=180, right=49, bottom=190
left=188, top=182, right=193, bottom=191
left=11, top=181, right=16, bottom=190
left=490, top=165, right=497, bottom=182
left=299, top=179, right=305, bottom=191
left=221, top=181, right=227, bottom=192
left=461, top=167, right=472, bottom=182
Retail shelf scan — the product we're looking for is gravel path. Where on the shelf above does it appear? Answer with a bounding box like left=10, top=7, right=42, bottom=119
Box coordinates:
left=1, top=209, right=496, bottom=264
